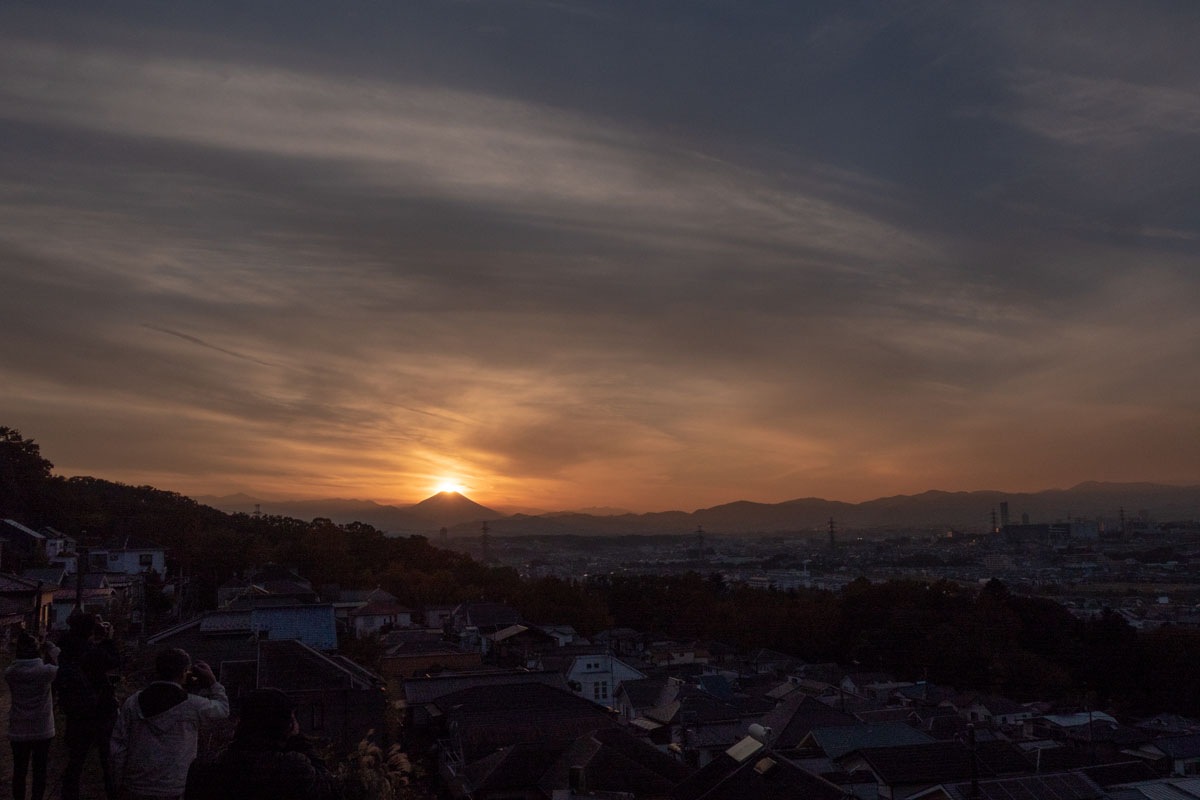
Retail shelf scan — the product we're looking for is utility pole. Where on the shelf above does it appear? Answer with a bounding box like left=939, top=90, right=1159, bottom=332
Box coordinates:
left=75, top=546, right=90, bottom=613
left=481, top=521, right=491, bottom=564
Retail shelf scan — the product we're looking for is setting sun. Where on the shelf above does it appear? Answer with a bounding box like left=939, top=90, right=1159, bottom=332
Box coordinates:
left=433, top=479, right=466, bottom=495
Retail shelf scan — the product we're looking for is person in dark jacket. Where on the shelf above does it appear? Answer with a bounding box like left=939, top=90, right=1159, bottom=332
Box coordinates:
left=185, top=688, right=342, bottom=800
left=55, top=612, right=121, bottom=800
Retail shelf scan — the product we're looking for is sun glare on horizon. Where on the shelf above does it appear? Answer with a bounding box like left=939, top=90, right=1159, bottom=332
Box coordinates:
left=433, top=479, right=467, bottom=495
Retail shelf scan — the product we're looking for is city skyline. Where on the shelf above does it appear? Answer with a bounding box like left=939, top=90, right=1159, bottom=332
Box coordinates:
left=2, top=2, right=1198, bottom=512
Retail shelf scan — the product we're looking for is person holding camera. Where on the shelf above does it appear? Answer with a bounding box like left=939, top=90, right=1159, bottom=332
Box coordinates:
left=6, top=631, right=59, bottom=800
left=109, top=648, right=229, bottom=800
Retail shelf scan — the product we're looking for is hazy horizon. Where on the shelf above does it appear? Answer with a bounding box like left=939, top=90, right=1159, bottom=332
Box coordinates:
left=3, top=2, right=1198, bottom=512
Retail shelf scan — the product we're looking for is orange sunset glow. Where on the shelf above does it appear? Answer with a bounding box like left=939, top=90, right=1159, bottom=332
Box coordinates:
left=2, top=4, right=1199, bottom=514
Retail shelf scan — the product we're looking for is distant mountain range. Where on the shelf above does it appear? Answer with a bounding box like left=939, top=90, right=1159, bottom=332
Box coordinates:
left=193, top=482, right=1200, bottom=536
left=192, top=491, right=496, bottom=532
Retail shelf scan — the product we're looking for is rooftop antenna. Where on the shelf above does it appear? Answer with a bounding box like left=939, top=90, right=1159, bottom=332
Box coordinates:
left=253, top=503, right=261, bottom=519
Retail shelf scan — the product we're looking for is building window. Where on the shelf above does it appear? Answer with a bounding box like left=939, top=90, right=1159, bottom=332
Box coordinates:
left=601, top=681, right=608, bottom=699
left=109, top=553, right=119, bottom=562
left=139, top=553, right=154, bottom=567
left=594, top=683, right=601, bottom=700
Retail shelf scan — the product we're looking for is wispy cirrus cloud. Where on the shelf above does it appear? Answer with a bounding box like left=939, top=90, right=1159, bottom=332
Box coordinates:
left=1, top=2, right=1198, bottom=511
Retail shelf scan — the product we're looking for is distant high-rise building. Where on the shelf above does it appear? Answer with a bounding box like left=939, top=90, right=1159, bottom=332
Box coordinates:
left=999, top=502, right=1010, bottom=529
left=828, top=517, right=836, bottom=549
left=1021, top=512, right=1030, bottom=525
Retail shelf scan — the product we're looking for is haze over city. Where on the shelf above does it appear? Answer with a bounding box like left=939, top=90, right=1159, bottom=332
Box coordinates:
left=3, top=2, right=1199, bottom=512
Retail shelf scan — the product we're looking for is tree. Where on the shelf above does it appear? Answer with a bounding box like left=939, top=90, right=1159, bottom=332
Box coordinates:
left=0, top=426, right=55, bottom=519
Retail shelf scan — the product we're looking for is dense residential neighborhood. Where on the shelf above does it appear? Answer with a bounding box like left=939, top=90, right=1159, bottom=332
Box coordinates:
left=9, top=508, right=1200, bottom=799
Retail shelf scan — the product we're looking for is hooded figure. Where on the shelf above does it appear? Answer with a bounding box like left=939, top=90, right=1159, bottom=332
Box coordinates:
left=109, top=648, right=229, bottom=800
left=185, top=688, right=342, bottom=800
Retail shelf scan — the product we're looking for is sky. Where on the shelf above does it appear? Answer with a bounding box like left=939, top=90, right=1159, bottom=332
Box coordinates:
left=2, top=1, right=1198, bottom=512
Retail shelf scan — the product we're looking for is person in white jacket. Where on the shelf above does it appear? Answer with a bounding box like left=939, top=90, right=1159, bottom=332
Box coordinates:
left=5, top=631, right=59, bottom=800
left=109, top=648, right=229, bottom=800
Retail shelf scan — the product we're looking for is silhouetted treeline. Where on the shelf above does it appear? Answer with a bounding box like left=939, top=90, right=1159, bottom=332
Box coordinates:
left=4, top=426, right=1200, bottom=717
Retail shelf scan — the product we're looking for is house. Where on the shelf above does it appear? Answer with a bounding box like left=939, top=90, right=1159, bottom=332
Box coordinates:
left=21, top=566, right=66, bottom=588
left=759, top=694, right=858, bottom=751
left=0, top=520, right=47, bottom=571
left=637, top=684, right=775, bottom=768
left=646, top=641, right=711, bottom=668
left=348, top=593, right=413, bottom=637
left=835, top=740, right=1029, bottom=800
left=50, top=573, right=116, bottom=629
left=39, top=527, right=76, bottom=565
left=670, top=733, right=850, bottom=800
left=452, top=602, right=523, bottom=633
left=92, top=536, right=167, bottom=576
left=253, top=638, right=387, bottom=751
left=219, top=565, right=318, bottom=607
left=487, top=624, right=560, bottom=665
left=0, top=572, right=56, bottom=632
left=402, top=670, right=570, bottom=730
left=908, top=771, right=1107, bottom=800
left=590, top=627, right=645, bottom=659
left=422, top=604, right=458, bottom=629
left=536, top=624, right=580, bottom=647
left=454, top=726, right=691, bottom=800
left=147, top=603, right=338, bottom=675
left=962, top=695, right=1036, bottom=727
left=428, top=682, right=615, bottom=775
left=1134, top=734, right=1200, bottom=776
left=1103, top=777, right=1200, bottom=800
left=379, top=632, right=482, bottom=678
left=615, top=677, right=672, bottom=723
left=560, top=652, right=646, bottom=707
left=747, top=648, right=801, bottom=674
left=801, top=723, right=935, bottom=760
left=840, top=672, right=897, bottom=697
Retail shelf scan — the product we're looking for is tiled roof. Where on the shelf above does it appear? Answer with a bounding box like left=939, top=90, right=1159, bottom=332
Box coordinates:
left=671, top=744, right=849, bottom=800
left=99, top=535, right=164, bottom=551
left=618, top=677, right=670, bottom=710
left=403, top=670, right=568, bottom=705
left=851, top=741, right=976, bottom=784
left=20, top=567, right=67, bottom=586
left=0, top=572, right=45, bottom=592
left=1153, top=734, right=1200, bottom=760
left=539, top=727, right=693, bottom=796
left=807, top=723, right=934, bottom=760
left=1, top=519, right=45, bottom=540
left=940, top=772, right=1107, bottom=800
left=349, top=598, right=412, bottom=617
left=258, top=639, right=378, bottom=690
left=1081, top=761, right=1162, bottom=787
left=761, top=695, right=857, bottom=749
